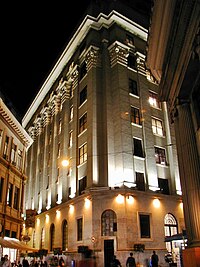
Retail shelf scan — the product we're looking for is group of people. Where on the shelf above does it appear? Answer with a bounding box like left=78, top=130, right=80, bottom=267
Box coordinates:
left=111, top=250, right=159, bottom=267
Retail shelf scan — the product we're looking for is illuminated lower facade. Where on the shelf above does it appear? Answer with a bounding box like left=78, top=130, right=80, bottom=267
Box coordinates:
left=24, top=189, right=184, bottom=267
left=0, top=95, right=33, bottom=260
left=22, top=2, right=185, bottom=266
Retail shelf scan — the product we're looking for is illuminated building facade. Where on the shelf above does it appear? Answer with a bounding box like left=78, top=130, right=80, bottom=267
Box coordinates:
left=0, top=95, right=33, bottom=258
left=22, top=1, right=185, bottom=266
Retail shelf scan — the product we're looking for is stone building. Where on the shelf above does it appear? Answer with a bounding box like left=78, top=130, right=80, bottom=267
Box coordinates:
left=22, top=1, right=185, bottom=266
left=0, top=94, right=33, bottom=259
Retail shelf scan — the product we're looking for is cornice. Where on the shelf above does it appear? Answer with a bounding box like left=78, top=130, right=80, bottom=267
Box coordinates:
left=0, top=98, right=33, bottom=149
left=22, top=10, right=148, bottom=128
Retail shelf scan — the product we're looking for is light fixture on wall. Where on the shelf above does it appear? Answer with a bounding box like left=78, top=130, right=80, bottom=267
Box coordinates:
left=153, top=198, right=160, bottom=208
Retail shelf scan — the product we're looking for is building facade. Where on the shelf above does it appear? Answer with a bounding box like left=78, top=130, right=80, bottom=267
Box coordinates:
left=22, top=2, right=185, bottom=266
left=0, top=95, right=33, bottom=258
left=146, top=0, right=200, bottom=266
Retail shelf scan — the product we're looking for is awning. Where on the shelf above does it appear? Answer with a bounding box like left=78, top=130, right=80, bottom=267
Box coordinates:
left=0, top=237, right=38, bottom=251
left=164, top=233, right=187, bottom=242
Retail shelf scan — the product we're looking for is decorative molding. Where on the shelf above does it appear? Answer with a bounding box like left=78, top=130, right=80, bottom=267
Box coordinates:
left=108, top=41, right=129, bottom=68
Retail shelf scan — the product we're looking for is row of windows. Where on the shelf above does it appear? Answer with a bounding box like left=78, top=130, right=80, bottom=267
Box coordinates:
left=38, top=210, right=177, bottom=252
left=0, top=177, right=20, bottom=209
left=0, top=130, right=23, bottom=170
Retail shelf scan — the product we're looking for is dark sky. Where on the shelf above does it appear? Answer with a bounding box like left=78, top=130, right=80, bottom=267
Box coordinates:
left=0, top=1, right=91, bottom=120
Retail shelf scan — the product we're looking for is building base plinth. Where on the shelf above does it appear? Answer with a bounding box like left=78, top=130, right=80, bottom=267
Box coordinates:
left=182, top=247, right=200, bottom=267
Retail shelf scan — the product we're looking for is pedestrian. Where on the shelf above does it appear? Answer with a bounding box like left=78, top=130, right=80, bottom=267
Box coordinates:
left=22, top=258, right=29, bottom=267
left=126, top=252, right=136, bottom=267
left=2, top=255, right=11, bottom=267
left=111, top=255, right=122, bottom=267
left=151, top=251, right=159, bottom=267
left=59, top=257, right=65, bottom=267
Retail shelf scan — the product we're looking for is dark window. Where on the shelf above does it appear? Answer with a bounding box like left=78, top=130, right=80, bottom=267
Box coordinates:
left=158, top=178, right=170, bottom=195
left=79, top=176, right=87, bottom=195
left=80, top=62, right=87, bottom=79
left=129, top=79, right=138, bottom=96
left=136, top=172, right=145, bottom=191
left=50, top=224, right=55, bottom=251
left=155, top=146, right=167, bottom=165
left=133, top=138, right=144, bottom=157
left=139, top=214, right=150, bottom=238
left=13, top=187, right=20, bottom=210
left=77, top=218, right=83, bottom=241
left=79, top=113, right=87, bottom=133
left=128, top=55, right=137, bottom=69
left=131, top=107, right=141, bottom=125
left=0, top=177, right=4, bottom=202
left=80, top=86, right=87, bottom=106
left=126, top=34, right=134, bottom=45
left=5, top=230, right=10, bottom=237
left=62, top=220, right=68, bottom=251
left=11, top=231, right=17, bottom=238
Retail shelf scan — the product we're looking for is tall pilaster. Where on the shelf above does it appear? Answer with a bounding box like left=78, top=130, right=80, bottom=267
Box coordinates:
left=173, top=99, right=200, bottom=247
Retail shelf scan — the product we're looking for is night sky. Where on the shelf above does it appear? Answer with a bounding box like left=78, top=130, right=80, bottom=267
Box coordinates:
left=0, top=1, right=91, bottom=120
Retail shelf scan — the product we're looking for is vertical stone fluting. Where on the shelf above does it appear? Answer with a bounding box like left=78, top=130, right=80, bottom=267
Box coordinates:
left=174, top=100, right=200, bottom=247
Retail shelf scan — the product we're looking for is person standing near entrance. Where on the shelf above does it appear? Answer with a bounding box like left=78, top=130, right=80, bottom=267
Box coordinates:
left=151, top=251, right=159, bottom=267
left=111, top=255, right=122, bottom=267
left=126, top=252, right=136, bottom=267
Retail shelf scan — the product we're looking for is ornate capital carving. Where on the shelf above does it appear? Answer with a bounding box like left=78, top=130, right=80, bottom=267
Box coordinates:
left=108, top=41, right=129, bottom=68
left=85, top=45, right=100, bottom=70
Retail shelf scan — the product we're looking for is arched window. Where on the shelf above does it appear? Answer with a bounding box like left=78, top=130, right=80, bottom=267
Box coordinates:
left=40, top=228, right=45, bottom=249
left=101, top=209, right=117, bottom=236
left=164, top=213, right=178, bottom=252
left=33, top=230, right=36, bottom=248
left=50, top=224, right=55, bottom=251
left=62, top=220, right=68, bottom=251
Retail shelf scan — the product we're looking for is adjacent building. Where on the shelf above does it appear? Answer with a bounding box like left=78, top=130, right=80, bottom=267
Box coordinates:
left=22, top=1, right=185, bottom=266
left=146, top=0, right=200, bottom=266
left=0, top=94, right=33, bottom=259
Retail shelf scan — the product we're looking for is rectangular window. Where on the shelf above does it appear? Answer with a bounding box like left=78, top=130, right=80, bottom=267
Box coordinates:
left=128, top=55, right=137, bottom=69
left=133, top=138, right=144, bottom=158
left=58, top=119, right=62, bottom=135
left=149, top=91, right=160, bottom=109
left=69, top=131, right=73, bottom=147
left=17, top=149, right=23, bottom=170
left=13, top=186, right=20, bottom=210
left=139, top=214, right=151, bottom=238
left=80, top=62, right=87, bottom=79
left=79, top=113, right=87, bottom=133
left=79, top=143, right=87, bottom=165
left=77, top=218, right=83, bottom=241
left=155, top=146, right=167, bottom=165
left=79, top=176, right=87, bottom=195
left=126, top=34, right=134, bottom=46
left=0, top=129, right=3, bottom=149
left=158, top=178, right=170, bottom=195
left=0, top=177, right=4, bottom=202
left=131, top=107, right=141, bottom=125
left=129, top=79, right=138, bottom=96
left=57, top=143, right=61, bottom=158
left=3, top=136, right=9, bottom=160
left=11, top=143, right=17, bottom=164
left=69, top=106, right=73, bottom=121
left=80, top=86, right=87, bottom=106
left=7, top=183, right=13, bottom=206
left=136, top=172, right=145, bottom=191
left=152, top=118, right=163, bottom=136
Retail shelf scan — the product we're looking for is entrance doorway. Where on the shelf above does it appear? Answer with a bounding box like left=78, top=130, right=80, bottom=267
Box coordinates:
left=104, top=239, right=114, bottom=267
